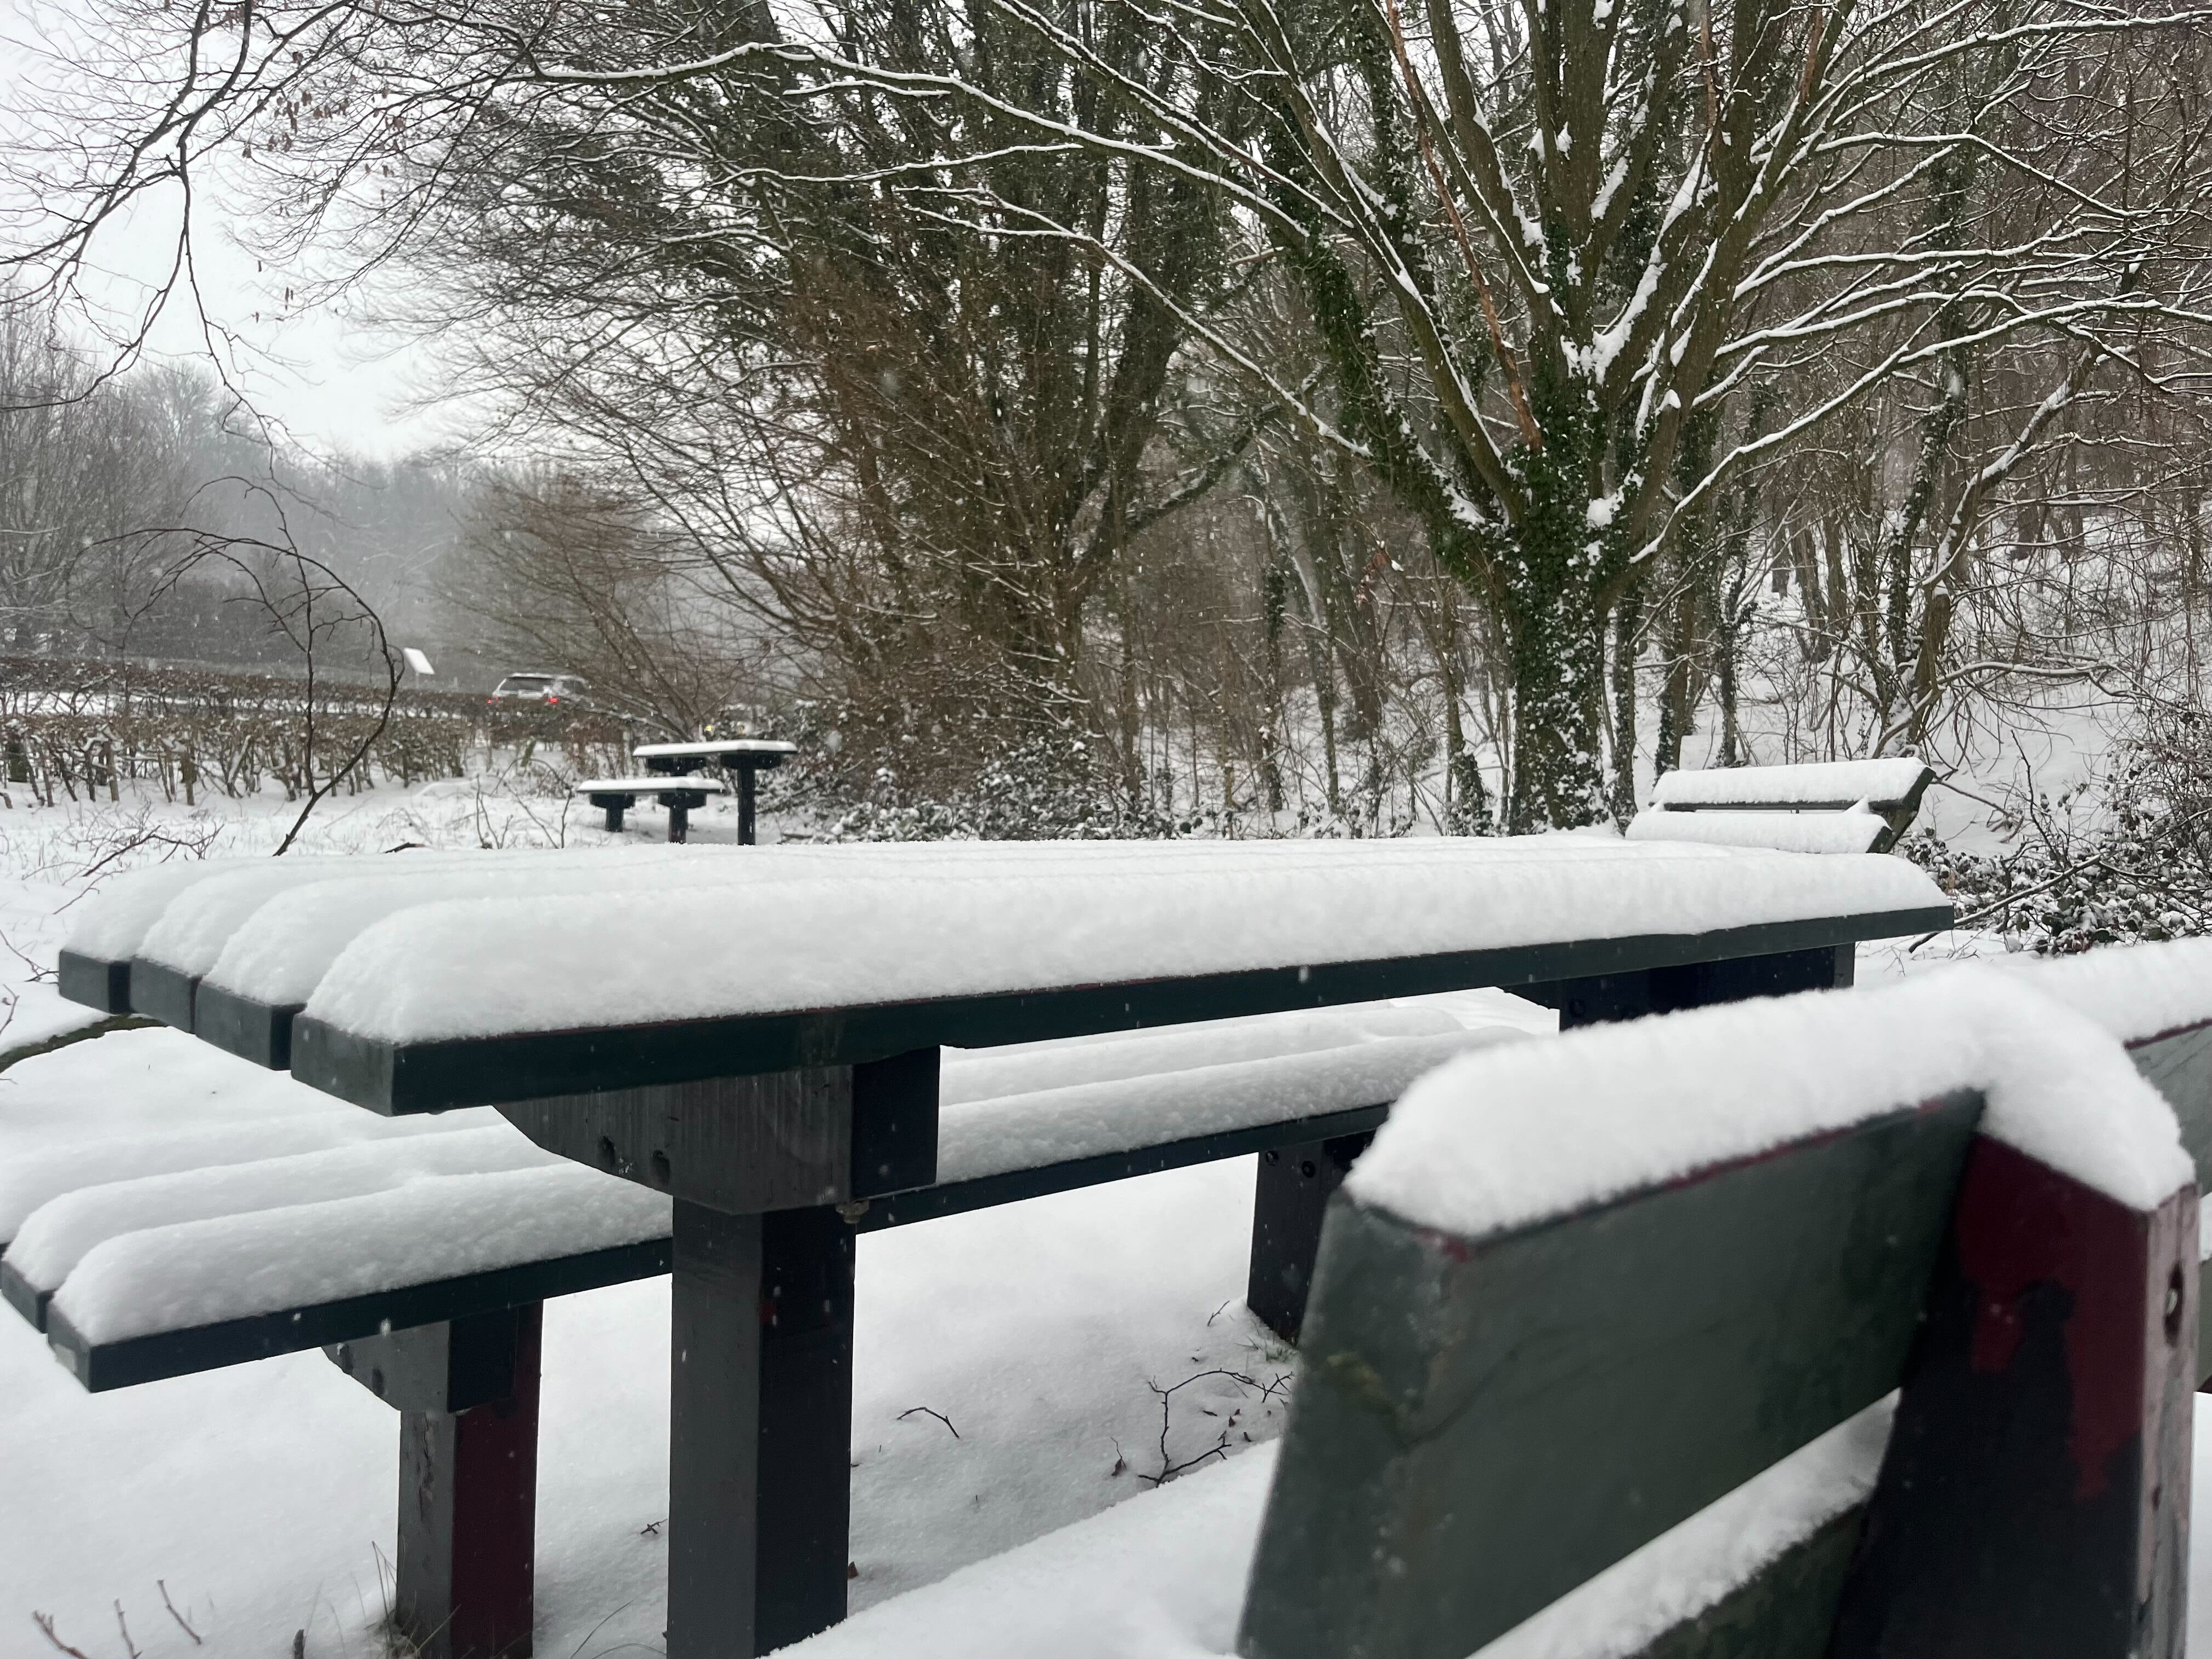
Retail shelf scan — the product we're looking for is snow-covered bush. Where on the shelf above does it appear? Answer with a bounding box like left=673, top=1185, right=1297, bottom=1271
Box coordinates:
left=1904, top=709, right=2212, bottom=953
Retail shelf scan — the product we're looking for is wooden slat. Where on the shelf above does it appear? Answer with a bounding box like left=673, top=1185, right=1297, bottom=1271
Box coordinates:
left=1238, top=1093, right=1983, bottom=1659
left=44, top=1238, right=671, bottom=1391
left=55, top=950, right=131, bottom=1014
left=128, top=960, right=196, bottom=1030
left=288, top=909, right=1950, bottom=1114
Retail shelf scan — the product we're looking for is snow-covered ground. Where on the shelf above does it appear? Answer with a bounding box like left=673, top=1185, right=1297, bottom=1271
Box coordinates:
left=0, top=776, right=2185, bottom=1657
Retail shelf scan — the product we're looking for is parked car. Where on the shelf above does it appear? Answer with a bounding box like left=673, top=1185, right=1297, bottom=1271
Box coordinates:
left=487, top=672, right=590, bottom=708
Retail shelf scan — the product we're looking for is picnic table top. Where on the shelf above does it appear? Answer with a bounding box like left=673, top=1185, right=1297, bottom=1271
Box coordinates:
left=61, top=837, right=1949, bottom=1114
left=633, top=739, right=798, bottom=760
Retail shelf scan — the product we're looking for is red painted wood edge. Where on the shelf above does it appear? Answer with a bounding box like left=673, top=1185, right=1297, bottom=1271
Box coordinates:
left=1831, top=1136, right=2194, bottom=1658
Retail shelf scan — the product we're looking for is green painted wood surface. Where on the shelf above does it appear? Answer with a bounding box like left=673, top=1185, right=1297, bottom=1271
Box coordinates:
left=2130, top=1021, right=2212, bottom=1189
left=1237, top=1094, right=1982, bottom=1659
left=2124, top=1024, right=2212, bottom=1387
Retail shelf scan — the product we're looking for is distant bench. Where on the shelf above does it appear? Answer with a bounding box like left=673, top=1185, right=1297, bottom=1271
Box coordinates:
left=1628, top=757, right=1936, bottom=854
left=35, top=771, right=1953, bottom=1658
left=774, top=944, right=2212, bottom=1659
left=574, top=774, right=725, bottom=840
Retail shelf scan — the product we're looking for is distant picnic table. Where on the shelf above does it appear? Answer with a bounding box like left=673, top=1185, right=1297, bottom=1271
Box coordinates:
left=575, top=738, right=798, bottom=843
left=634, top=738, right=797, bottom=844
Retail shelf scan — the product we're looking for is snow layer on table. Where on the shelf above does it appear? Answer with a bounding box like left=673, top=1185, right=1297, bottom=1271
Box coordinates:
left=1624, top=806, right=1887, bottom=854
left=59, top=857, right=284, bottom=962
left=938, top=1018, right=1525, bottom=1183
left=7, top=1125, right=553, bottom=1296
left=300, top=838, right=1944, bottom=1045
left=53, top=1161, right=670, bottom=1344
left=774, top=1398, right=1892, bottom=1659
left=128, top=846, right=719, bottom=981
left=183, top=839, right=1476, bottom=1012
left=1651, top=758, right=1931, bottom=809
left=1349, top=967, right=2191, bottom=1232
left=201, top=846, right=742, bottom=1008
left=632, top=739, right=797, bottom=758
left=0, top=1110, right=484, bottom=1243
left=2008, top=938, right=2212, bottom=1045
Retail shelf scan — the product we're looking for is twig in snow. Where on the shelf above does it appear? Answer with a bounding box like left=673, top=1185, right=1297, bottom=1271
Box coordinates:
left=1142, top=1368, right=1292, bottom=1486
left=0, top=928, right=52, bottom=984
left=897, top=1406, right=960, bottom=1438
left=30, top=1613, right=90, bottom=1659
left=114, top=1602, right=141, bottom=1659
left=159, top=1581, right=202, bottom=1645
left=1206, top=1297, right=1234, bottom=1326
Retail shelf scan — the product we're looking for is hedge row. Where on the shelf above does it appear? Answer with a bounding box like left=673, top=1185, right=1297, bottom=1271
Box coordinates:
left=0, top=662, right=630, bottom=806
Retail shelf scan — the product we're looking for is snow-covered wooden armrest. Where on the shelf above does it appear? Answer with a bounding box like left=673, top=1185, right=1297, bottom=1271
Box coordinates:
left=1630, top=759, right=1936, bottom=854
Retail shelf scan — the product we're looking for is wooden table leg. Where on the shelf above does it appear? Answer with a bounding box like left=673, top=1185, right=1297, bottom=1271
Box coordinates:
left=737, top=768, right=758, bottom=846
left=669, top=1200, right=856, bottom=1658
left=385, top=1306, right=543, bottom=1659
left=1247, top=1131, right=1374, bottom=1343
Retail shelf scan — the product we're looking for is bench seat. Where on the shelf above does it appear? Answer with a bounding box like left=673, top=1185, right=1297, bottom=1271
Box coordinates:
left=1624, top=806, right=1890, bottom=854
left=575, top=775, right=729, bottom=795
left=3, top=999, right=1531, bottom=1389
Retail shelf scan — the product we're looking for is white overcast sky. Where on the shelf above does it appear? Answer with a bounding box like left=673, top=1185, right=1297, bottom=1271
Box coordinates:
left=2, top=0, right=466, bottom=460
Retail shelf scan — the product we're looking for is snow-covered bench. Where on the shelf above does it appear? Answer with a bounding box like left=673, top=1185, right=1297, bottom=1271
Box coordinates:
left=573, top=774, right=727, bottom=839
left=44, top=837, right=1951, bottom=1658
left=2, top=1001, right=1525, bottom=1658
left=1627, top=757, right=1936, bottom=854
left=780, top=949, right=2208, bottom=1659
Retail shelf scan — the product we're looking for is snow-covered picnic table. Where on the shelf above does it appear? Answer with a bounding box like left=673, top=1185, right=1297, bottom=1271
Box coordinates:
left=42, top=828, right=1949, bottom=1657
left=633, top=737, right=797, bottom=843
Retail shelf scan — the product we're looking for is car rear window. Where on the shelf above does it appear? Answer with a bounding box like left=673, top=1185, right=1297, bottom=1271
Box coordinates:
left=498, top=675, right=555, bottom=693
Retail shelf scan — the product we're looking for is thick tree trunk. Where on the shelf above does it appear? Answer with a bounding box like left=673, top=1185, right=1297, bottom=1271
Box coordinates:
left=1502, top=499, right=1609, bottom=832
left=1608, top=587, right=1643, bottom=823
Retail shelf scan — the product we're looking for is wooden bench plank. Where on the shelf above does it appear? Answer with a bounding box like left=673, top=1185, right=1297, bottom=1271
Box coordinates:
left=21, top=1100, right=1398, bottom=1387
left=43, top=1238, right=670, bottom=1391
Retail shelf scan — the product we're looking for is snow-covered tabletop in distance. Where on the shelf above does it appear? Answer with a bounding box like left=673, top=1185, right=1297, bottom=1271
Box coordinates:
left=632, top=738, right=798, bottom=766
left=59, top=836, right=1949, bottom=1114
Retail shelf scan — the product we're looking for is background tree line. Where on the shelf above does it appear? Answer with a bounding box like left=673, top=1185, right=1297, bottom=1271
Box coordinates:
left=3, top=0, right=2211, bottom=848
